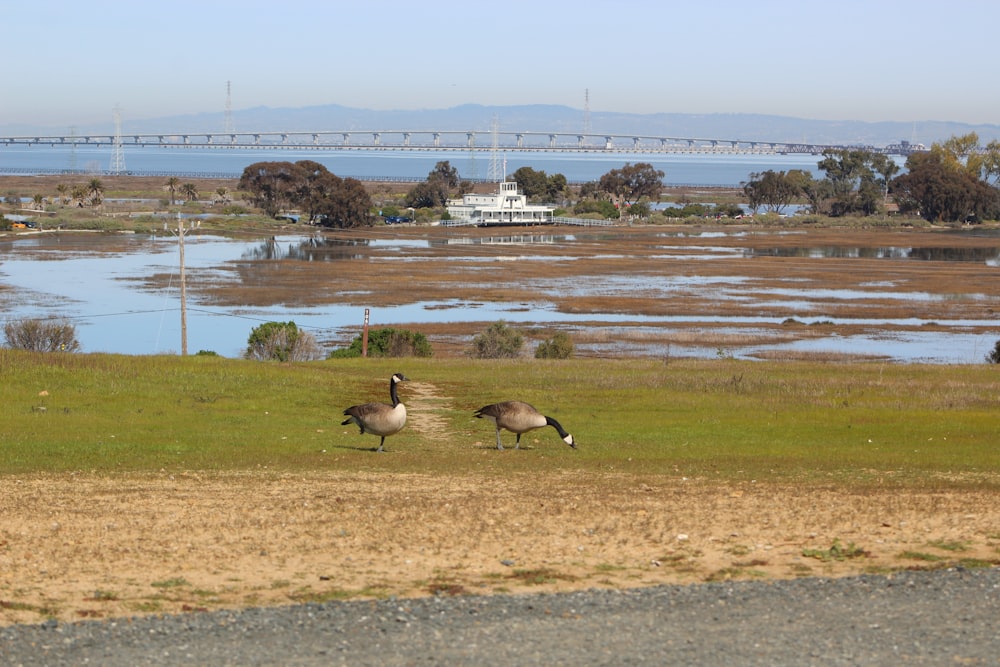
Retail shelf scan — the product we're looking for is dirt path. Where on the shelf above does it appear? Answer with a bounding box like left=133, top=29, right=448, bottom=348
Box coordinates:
left=402, top=380, right=454, bottom=441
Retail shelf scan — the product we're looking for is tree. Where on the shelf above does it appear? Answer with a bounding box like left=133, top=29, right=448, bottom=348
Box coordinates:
left=986, top=340, right=1000, bottom=364
left=237, top=160, right=374, bottom=225
left=870, top=153, right=900, bottom=203
left=470, top=321, right=523, bottom=359
left=3, top=318, right=81, bottom=352
left=891, top=150, right=1000, bottom=223
left=511, top=166, right=568, bottom=202
left=244, top=321, right=322, bottom=361
left=316, top=176, right=373, bottom=228
left=404, top=179, right=450, bottom=209
left=815, top=149, right=887, bottom=216
left=404, top=161, right=459, bottom=209
left=238, top=161, right=305, bottom=217
left=180, top=182, right=198, bottom=202
left=743, top=170, right=803, bottom=214
left=164, top=177, right=180, bottom=205
left=427, top=160, right=460, bottom=189
left=295, top=160, right=344, bottom=222
left=86, top=178, right=104, bottom=208
left=511, top=166, right=550, bottom=199
left=597, top=163, right=665, bottom=208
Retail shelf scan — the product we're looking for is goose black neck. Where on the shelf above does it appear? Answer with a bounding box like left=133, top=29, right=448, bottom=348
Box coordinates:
left=389, top=378, right=400, bottom=406
left=545, top=416, right=568, bottom=438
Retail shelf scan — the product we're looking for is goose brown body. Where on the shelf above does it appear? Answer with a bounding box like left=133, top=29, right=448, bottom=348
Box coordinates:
left=474, top=401, right=576, bottom=450
left=342, top=373, right=408, bottom=452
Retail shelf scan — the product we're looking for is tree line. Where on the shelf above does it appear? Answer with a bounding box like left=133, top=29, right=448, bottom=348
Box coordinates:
left=743, top=132, right=1000, bottom=223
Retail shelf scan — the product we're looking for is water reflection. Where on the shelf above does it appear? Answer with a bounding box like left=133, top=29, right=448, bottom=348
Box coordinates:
left=432, top=235, right=573, bottom=247
left=240, top=236, right=369, bottom=262
left=750, top=246, right=1000, bottom=263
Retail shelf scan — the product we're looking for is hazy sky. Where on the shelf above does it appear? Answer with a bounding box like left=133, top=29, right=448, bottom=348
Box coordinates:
left=5, top=0, right=998, bottom=130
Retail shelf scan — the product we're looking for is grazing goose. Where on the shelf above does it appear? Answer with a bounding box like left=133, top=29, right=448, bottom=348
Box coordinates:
left=474, top=401, right=576, bottom=450
left=341, top=373, right=408, bottom=452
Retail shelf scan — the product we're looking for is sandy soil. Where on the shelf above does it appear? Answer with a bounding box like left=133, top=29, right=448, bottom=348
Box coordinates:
left=3, top=472, right=998, bottom=628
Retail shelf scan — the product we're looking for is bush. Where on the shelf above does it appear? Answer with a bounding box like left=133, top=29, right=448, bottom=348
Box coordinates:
left=535, top=331, right=574, bottom=359
left=3, top=318, right=81, bottom=352
left=470, top=321, right=523, bottom=359
left=986, top=340, right=1000, bottom=364
left=329, top=327, right=432, bottom=358
left=244, top=321, right=322, bottom=361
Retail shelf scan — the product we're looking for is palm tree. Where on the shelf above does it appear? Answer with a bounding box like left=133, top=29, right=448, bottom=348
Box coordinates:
left=165, top=177, right=180, bottom=205
left=87, top=178, right=104, bottom=207
left=180, top=183, right=198, bottom=203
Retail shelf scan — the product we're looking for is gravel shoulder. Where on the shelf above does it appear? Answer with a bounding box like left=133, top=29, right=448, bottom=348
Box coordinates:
left=2, top=568, right=998, bottom=666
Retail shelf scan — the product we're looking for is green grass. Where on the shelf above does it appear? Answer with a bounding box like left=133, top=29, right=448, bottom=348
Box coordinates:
left=1, top=350, right=998, bottom=489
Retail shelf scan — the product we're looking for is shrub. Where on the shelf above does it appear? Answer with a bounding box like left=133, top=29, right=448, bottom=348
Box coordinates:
left=470, top=321, right=523, bottom=359
left=244, top=321, right=322, bottom=361
left=3, top=318, right=81, bottom=352
left=329, top=328, right=432, bottom=358
left=986, top=340, right=1000, bottom=364
left=535, top=331, right=574, bottom=359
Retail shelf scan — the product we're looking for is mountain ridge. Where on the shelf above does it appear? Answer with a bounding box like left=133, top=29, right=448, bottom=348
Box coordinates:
left=4, top=104, right=998, bottom=146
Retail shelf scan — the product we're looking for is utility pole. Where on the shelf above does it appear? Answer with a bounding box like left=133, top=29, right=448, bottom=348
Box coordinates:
left=178, top=216, right=188, bottom=355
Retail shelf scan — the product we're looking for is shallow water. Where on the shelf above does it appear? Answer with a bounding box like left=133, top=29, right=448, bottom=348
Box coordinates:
left=1, top=230, right=998, bottom=362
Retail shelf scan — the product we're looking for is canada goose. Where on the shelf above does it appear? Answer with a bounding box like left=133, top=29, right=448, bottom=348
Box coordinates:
left=473, top=401, right=576, bottom=450
left=341, top=373, right=408, bottom=452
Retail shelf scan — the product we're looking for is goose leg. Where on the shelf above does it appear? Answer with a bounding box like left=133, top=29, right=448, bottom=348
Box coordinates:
left=495, top=427, right=504, bottom=451
left=377, top=437, right=386, bottom=453
left=515, top=434, right=521, bottom=450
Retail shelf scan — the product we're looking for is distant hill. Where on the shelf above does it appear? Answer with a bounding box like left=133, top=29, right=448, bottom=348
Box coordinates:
left=5, top=104, right=999, bottom=147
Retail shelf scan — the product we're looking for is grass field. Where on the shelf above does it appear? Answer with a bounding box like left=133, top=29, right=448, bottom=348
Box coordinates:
left=3, top=351, right=998, bottom=485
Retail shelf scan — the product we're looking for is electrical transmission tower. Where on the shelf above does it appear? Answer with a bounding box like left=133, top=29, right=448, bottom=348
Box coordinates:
left=487, top=115, right=502, bottom=183
left=583, top=89, right=591, bottom=146
left=109, top=106, right=126, bottom=175
left=68, top=126, right=78, bottom=172
left=224, top=80, right=234, bottom=134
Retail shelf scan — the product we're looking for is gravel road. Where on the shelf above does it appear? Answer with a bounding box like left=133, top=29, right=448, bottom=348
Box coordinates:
left=2, top=568, right=997, bottom=666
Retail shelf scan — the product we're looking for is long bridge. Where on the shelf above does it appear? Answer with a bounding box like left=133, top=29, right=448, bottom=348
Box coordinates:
left=0, top=129, right=924, bottom=157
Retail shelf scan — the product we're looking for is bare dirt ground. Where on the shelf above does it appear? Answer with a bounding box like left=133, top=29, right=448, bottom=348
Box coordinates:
left=3, top=471, right=998, bottom=628
left=2, top=381, right=998, bottom=627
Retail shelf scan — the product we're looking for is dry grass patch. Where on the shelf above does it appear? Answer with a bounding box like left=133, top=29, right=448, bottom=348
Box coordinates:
left=3, top=471, right=999, bottom=626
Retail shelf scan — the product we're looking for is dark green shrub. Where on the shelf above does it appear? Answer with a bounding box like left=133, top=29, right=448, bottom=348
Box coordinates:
left=245, top=321, right=322, bottom=361
left=986, top=340, right=1000, bottom=364
left=535, top=331, right=574, bottom=359
left=470, top=321, right=523, bottom=359
left=329, top=327, right=432, bottom=358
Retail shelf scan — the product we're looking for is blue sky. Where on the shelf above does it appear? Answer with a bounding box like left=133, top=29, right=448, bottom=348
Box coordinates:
left=4, top=0, right=998, bottom=129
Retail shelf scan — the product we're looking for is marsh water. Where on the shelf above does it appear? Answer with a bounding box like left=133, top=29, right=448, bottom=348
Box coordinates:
left=1, top=227, right=998, bottom=362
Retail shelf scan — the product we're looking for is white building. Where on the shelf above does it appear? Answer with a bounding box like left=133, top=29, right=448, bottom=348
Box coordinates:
left=445, top=180, right=555, bottom=226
